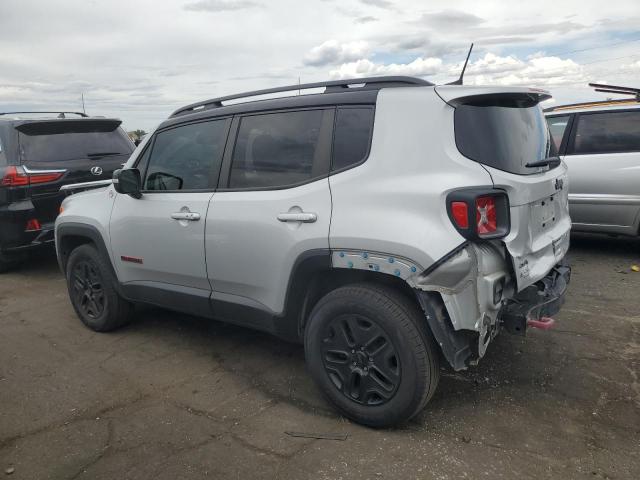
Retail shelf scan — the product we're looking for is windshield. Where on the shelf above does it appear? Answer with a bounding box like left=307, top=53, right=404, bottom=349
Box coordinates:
left=18, top=124, right=133, bottom=162
left=455, top=102, right=556, bottom=175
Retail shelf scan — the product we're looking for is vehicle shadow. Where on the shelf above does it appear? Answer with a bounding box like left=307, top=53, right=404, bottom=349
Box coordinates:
left=570, top=231, right=640, bottom=257
left=3, top=246, right=60, bottom=276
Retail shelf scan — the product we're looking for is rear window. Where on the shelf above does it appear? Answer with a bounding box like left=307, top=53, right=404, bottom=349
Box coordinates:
left=455, top=101, right=555, bottom=175
left=17, top=121, right=133, bottom=162
left=572, top=110, right=640, bottom=155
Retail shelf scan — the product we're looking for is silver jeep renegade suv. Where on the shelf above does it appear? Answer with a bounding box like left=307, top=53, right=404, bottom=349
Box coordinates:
left=55, top=77, right=571, bottom=427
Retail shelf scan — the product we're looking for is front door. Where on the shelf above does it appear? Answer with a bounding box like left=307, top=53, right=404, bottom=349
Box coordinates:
left=109, top=118, right=231, bottom=310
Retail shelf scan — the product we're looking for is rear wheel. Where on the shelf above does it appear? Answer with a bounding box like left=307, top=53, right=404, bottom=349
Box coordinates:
left=66, top=244, right=132, bottom=332
left=304, top=283, right=440, bottom=427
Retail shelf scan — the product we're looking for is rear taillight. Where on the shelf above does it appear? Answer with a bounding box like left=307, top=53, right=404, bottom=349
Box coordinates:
left=476, top=196, right=498, bottom=235
left=447, top=189, right=510, bottom=240
left=1, top=166, right=30, bottom=186
left=0, top=165, right=65, bottom=186
left=450, top=201, right=469, bottom=229
left=25, top=219, right=42, bottom=232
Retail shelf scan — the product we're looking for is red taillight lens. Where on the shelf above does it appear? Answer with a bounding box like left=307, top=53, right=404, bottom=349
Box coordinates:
left=25, top=219, right=41, bottom=232
left=476, top=196, right=498, bottom=236
left=1, top=166, right=64, bottom=186
left=1, top=166, right=30, bottom=186
left=451, top=201, right=469, bottom=229
left=28, top=171, right=65, bottom=184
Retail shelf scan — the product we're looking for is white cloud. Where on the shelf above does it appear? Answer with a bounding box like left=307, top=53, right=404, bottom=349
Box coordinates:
left=304, top=40, right=370, bottom=66
left=329, top=57, right=443, bottom=79
left=1, top=0, right=639, bottom=130
left=465, top=54, right=585, bottom=86
left=183, top=0, right=262, bottom=12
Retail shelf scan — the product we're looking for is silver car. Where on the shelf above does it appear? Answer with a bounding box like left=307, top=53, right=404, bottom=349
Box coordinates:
left=56, top=77, right=571, bottom=427
left=546, top=98, right=640, bottom=236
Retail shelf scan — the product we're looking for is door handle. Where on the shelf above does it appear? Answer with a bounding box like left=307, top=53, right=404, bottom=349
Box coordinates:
left=277, top=212, right=317, bottom=223
left=171, top=212, right=201, bottom=221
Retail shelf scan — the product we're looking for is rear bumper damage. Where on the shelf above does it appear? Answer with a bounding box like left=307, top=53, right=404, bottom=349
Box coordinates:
left=498, top=258, right=571, bottom=335
left=410, top=242, right=570, bottom=371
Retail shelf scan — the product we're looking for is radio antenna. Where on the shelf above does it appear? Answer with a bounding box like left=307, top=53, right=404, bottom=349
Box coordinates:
left=447, top=43, right=474, bottom=85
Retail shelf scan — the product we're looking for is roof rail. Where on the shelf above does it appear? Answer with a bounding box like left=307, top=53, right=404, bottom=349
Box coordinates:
left=0, top=111, right=89, bottom=118
left=170, top=76, right=432, bottom=118
left=589, top=82, right=640, bottom=100
left=544, top=98, right=640, bottom=113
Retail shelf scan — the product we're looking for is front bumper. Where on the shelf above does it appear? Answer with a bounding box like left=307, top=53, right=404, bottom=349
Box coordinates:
left=498, top=258, right=571, bottom=335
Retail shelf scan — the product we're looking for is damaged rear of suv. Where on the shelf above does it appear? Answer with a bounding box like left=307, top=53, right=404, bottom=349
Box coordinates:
left=56, top=77, right=570, bottom=427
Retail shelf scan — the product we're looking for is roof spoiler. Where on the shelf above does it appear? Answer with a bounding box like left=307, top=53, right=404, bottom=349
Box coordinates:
left=435, top=86, right=551, bottom=107
left=15, top=119, right=122, bottom=135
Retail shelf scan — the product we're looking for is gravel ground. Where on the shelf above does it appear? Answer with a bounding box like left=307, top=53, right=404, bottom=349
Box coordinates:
left=1, top=233, right=639, bottom=479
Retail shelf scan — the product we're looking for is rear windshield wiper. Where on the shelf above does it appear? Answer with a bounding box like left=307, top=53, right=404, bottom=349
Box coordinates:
left=87, top=152, right=124, bottom=158
left=525, top=156, right=561, bottom=168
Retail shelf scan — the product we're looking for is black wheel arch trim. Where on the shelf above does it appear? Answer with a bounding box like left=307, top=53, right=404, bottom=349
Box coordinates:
left=55, top=223, right=120, bottom=289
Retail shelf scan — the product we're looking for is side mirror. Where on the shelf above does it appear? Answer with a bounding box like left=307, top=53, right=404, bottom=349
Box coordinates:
left=134, top=139, right=142, bottom=146
left=113, top=168, right=142, bottom=199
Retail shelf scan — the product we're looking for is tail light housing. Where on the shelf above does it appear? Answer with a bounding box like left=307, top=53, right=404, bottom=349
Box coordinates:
left=25, top=219, right=42, bottom=232
left=1, top=165, right=65, bottom=186
left=447, top=188, right=510, bottom=240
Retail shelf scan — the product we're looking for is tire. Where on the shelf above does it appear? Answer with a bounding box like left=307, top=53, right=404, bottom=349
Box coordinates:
left=65, top=243, right=133, bottom=332
left=304, top=283, right=440, bottom=428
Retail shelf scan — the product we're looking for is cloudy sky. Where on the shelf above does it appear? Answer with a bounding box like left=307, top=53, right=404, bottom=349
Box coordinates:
left=1, top=0, right=639, bottom=131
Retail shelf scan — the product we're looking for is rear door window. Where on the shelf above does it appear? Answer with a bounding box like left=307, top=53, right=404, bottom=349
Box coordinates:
left=143, top=119, right=230, bottom=191
left=229, top=109, right=331, bottom=189
left=571, top=110, right=640, bottom=155
left=332, top=107, right=374, bottom=171
left=546, top=115, right=571, bottom=151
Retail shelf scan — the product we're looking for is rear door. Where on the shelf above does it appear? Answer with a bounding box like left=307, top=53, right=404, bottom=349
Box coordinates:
left=15, top=119, right=134, bottom=224
left=206, top=108, right=333, bottom=318
left=562, top=109, right=640, bottom=232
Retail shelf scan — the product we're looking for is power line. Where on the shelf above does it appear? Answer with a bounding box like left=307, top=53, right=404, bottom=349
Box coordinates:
left=581, top=53, right=640, bottom=66
left=541, top=38, right=640, bottom=58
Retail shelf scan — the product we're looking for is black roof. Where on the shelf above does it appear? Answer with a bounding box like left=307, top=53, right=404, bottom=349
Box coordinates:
left=161, top=76, right=432, bottom=129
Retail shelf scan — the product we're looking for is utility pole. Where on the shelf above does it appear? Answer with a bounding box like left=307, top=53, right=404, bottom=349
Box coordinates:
left=81, top=93, right=86, bottom=114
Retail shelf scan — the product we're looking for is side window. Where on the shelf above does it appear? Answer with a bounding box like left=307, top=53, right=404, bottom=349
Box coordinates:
left=229, top=109, right=330, bottom=189
left=332, top=107, right=374, bottom=171
left=143, top=119, right=229, bottom=191
left=572, top=110, right=640, bottom=155
left=546, top=115, right=570, bottom=151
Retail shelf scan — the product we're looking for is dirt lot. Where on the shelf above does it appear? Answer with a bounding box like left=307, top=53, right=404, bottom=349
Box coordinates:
left=1, top=233, right=639, bottom=480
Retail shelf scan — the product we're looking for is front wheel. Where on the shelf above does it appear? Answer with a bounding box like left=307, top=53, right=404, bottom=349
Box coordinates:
left=66, top=244, right=133, bottom=332
left=304, top=283, right=440, bottom=427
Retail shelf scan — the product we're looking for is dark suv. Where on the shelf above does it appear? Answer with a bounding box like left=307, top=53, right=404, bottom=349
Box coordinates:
left=0, top=112, right=134, bottom=271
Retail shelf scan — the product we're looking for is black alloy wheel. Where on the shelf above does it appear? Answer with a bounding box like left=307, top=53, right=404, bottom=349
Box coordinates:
left=71, top=259, right=106, bottom=319
left=322, top=314, right=401, bottom=406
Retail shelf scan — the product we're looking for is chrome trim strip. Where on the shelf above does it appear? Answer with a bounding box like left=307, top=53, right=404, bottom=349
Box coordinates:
left=60, top=179, right=113, bottom=192
left=569, top=193, right=640, bottom=206
left=22, top=165, right=67, bottom=174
